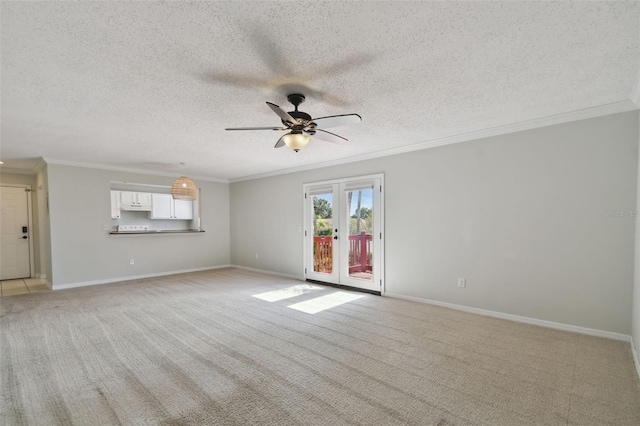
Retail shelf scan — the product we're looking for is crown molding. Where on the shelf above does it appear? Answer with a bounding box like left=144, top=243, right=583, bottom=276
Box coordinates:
left=0, top=157, right=47, bottom=176
left=32, top=157, right=47, bottom=174
left=0, top=167, right=36, bottom=175
left=6, top=100, right=636, bottom=184
left=229, top=100, right=637, bottom=183
left=41, top=158, right=229, bottom=183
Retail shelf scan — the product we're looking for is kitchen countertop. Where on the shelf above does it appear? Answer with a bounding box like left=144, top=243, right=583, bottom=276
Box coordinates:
left=109, top=230, right=205, bottom=235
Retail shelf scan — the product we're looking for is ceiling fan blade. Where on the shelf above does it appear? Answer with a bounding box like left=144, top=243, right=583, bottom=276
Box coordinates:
left=311, top=128, right=348, bottom=144
left=266, top=102, right=297, bottom=125
left=312, top=114, right=362, bottom=129
left=225, top=126, right=286, bottom=131
left=274, top=136, right=286, bottom=148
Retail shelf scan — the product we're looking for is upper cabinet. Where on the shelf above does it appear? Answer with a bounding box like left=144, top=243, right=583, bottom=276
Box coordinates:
left=173, top=199, right=193, bottom=220
left=110, top=190, right=121, bottom=219
left=120, top=191, right=152, bottom=211
left=150, top=193, right=193, bottom=220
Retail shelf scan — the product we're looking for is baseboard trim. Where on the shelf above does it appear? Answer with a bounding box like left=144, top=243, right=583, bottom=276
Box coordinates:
left=230, top=265, right=303, bottom=281
left=631, top=337, right=640, bottom=379
left=385, top=292, right=631, bottom=342
left=52, top=265, right=232, bottom=290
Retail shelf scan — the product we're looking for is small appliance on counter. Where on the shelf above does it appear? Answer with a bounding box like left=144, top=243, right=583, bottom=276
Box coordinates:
left=118, top=225, right=150, bottom=232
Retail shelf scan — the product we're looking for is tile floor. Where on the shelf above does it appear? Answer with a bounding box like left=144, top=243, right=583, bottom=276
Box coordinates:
left=0, top=278, right=50, bottom=297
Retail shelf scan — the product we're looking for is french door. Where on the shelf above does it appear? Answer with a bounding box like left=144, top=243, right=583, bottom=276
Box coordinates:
left=304, top=174, right=383, bottom=293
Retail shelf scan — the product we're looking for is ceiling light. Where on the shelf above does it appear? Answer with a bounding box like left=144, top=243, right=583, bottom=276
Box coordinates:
left=281, top=131, right=311, bottom=152
left=171, top=176, right=197, bottom=200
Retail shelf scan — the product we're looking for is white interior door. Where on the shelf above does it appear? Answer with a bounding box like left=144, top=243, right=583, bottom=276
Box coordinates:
left=304, top=175, right=384, bottom=293
left=0, top=186, right=32, bottom=280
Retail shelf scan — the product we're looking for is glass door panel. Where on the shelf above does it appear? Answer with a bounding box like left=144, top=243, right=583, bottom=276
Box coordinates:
left=306, top=190, right=339, bottom=284
left=338, top=181, right=381, bottom=292
left=313, top=193, right=333, bottom=274
left=346, top=188, right=373, bottom=281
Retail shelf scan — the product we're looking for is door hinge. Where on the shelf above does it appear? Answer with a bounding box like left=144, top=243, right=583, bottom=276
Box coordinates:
left=305, top=230, right=307, bottom=236
left=380, top=185, right=382, bottom=192
left=380, top=232, right=382, bottom=239
left=304, top=193, right=307, bottom=199
left=305, top=268, right=307, bottom=274
left=380, top=279, right=382, bottom=287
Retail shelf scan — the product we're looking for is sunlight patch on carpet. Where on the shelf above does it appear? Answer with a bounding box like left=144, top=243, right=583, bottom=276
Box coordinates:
left=252, top=284, right=325, bottom=302
left=287, top=291, right=364, bottom=314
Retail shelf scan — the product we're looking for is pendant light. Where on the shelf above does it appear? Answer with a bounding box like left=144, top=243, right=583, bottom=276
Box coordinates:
left=171, top=163, right=198, bottom=201
left=171, top=163, right=197, bottom=200
left=171, top=176, right=197, bottom=200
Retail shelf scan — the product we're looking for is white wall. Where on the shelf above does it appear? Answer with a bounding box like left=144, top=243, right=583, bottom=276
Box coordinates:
left=230, top=111, right=638, bottom=335
left=46, top=164, right=230, bottom=288
left=632, top=112, right=640, bottom=368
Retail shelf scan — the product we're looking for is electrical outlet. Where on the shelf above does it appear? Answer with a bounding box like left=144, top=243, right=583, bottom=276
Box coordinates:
left=457, top=278, right=466, bottom=288
left=130, top=259, right=135, bottom=265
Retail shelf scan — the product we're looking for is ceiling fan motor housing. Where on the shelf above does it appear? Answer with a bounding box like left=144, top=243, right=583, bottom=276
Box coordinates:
left=284, top=94, right=313, bottom=129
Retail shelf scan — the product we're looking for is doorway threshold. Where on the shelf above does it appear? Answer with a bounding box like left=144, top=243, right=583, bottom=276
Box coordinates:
left=305, top=279, right=381, bottom=296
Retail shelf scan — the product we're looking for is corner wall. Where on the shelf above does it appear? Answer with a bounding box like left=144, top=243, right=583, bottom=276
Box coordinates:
left=632, top=111, right=640, bottom=372
left=46, top=164, right=230, bottom=288
left=230, top=111, right=638, bottom=335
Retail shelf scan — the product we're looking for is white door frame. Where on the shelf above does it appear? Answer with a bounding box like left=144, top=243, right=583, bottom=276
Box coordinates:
left=1, top=184, right=35, bottom=279
left=302, top=173, right=385, bottom=295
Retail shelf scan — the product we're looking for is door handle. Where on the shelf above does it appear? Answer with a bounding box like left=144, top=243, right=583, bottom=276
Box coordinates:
left=20, top=236, right=28, bottom=239
left=333, top=236, right=338, bottom=240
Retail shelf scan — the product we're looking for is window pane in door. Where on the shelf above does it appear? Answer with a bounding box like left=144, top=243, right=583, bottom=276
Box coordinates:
left=312, top=193, right=333, bottom=274
left=346, top=188, right=373, bottom=281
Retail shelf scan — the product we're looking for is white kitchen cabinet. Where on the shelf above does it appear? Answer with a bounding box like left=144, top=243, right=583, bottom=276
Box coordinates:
left=120, top=191, right=152, bottom=211
left=150, top=193, right=193, bottom=220
left=110, top=190, right=121, bottom=219
left=173, top=199, right=193, bottom=219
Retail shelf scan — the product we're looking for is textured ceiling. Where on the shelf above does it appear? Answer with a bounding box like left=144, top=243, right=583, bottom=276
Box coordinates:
left=1, top=1, right=638, bottom=181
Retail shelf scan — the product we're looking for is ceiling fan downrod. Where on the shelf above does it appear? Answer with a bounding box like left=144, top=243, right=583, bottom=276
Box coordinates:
left=287, top=93, right=305, bottom=112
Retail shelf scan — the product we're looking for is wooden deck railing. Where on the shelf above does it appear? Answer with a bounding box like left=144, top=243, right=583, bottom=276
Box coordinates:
left=313, top=236, right=333, bottom=273
left=313, top=232, right=372, bottom=273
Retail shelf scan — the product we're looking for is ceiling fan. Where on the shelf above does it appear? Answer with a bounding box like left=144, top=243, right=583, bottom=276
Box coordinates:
left=225, top=94, right=361, bottom=152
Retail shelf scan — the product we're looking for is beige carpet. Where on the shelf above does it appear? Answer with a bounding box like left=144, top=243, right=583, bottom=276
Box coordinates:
left=1, top=268, right=639, bottom=425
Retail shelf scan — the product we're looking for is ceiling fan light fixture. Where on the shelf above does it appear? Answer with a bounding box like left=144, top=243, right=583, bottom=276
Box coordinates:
left=171, top=176, right=198, bottom=200
left=282, top=131, right=311, bottom=152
